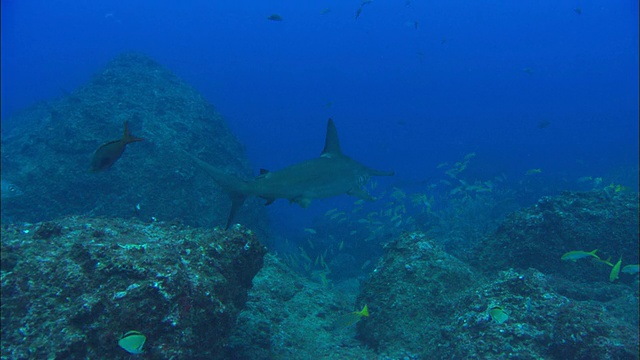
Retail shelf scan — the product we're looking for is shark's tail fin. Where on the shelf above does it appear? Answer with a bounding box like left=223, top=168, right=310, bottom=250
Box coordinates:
left=184, top=151, right=249, bottom=229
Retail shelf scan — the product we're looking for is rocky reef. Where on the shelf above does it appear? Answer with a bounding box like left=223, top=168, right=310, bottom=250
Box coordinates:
left=1, top=184, right=637, bottom=360
left=354, top=190, right=639, bottom=359
left=1, top=216, right=266, bottom=359
left=356, top=232, right=638, bottom=359
left=471, top=190, right=639, bottom=283
left=0, top=53, right=268, bottom=233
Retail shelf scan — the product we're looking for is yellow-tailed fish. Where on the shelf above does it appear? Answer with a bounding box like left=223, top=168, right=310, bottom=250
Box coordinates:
left=489, top=306, right=508, bottom=324
left=561, top=249, right=599, bottom=262
left=118, top=330, right=146, bottom=354
left=332, top=305, right=369, bottom=329
left=609, top=257, right=622, bottom=282
left=621, top=264, right=639, bottom=274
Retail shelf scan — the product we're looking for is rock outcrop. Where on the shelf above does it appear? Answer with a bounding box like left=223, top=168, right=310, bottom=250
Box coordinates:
left=1, top=216, right=266, bottom=359
left=1, top=53, right=268, bottom=234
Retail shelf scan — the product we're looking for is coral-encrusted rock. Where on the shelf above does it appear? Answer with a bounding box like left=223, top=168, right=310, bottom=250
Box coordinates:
left=470, top=190, right=639, bottom=282
left=356, top=232, right=480, bottom=358
left=356, top=232, right=638, bottom=359
left=446, top=269, right=638, bottom=360
left=0, top=216, right=266, bottom=359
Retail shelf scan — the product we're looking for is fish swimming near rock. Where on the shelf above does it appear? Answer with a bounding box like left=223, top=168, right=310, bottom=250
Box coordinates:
left=561, top=249, right=600, bottom=262
left=118, top=330, right=146, bottom=354
left=621, top=264, right=639, bottom=275
left=489, top=306, right=509, bottom=324
left=331, top=304, right=369, bottom=329
left=1, top=180, right=23, bottom=199
left=186, top=118, right=394, bottom=229
left=609, top=257, right=622, bottom=282
left=90, top=121, right=144, bottom=172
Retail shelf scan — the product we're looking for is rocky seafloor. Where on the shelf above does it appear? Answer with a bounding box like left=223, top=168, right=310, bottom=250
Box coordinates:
left=1, top=217, right=266, bottom=359
left=1, top=189, right=638, bottom=359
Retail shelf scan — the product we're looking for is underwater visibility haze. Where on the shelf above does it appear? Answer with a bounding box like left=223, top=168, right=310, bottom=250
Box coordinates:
left=1, top=1, right=638, bottom=359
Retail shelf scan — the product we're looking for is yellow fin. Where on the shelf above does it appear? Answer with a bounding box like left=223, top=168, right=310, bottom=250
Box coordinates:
left=331, top=305, right=368, bottom=330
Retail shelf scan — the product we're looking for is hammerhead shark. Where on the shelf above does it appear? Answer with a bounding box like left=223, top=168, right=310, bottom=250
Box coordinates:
left=186, top=118, right=394, bottom=228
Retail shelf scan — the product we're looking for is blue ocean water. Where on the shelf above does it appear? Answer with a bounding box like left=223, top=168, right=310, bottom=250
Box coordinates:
left=2, top=1, right=638, bottom=233
left=1, top=2, right=639, bottom=358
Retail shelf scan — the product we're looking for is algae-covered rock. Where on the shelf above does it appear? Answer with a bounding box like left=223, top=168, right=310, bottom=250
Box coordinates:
left=356, top=232, right=481, bottom=358
left=355, top=231, right=638, bottom=359
left=0, top=216, right=266, bottom=359
left=444, top=269, right=638, bottom=359
left=470, top=190, right=639, bottom=282
left=0, top=53, right=268, bottom=234
left=226, top=253, right=379, bottom=360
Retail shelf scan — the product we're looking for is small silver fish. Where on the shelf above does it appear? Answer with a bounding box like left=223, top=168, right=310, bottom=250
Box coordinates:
left=1, top=180, right=23, bottom=199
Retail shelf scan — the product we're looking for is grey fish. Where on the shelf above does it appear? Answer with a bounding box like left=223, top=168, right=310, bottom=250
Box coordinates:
left=186, top=118, right=394, bottom=228
left=1, top=180, right=23, bottom=199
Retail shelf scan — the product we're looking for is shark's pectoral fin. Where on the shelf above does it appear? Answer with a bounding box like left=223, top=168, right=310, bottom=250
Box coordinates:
left=226, top=193, right=246, bottom=229
left=349, top=187, right=376, bottom=201
left=256, top=169, right=271, bottom=179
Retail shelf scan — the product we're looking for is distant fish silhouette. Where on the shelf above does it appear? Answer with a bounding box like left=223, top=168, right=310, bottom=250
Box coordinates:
left=90, top=121, right=144, bottom=172
left=267, top=14, right=283, bottom=21
left=573, top=8, right=582, bottom=15
left=355, top=0, right=373, bottom=19
left=536, top=120, right=551, bottom=129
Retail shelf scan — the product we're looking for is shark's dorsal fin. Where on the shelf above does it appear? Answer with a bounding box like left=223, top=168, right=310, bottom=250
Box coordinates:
left=321, top=118, right=342, bottom=158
